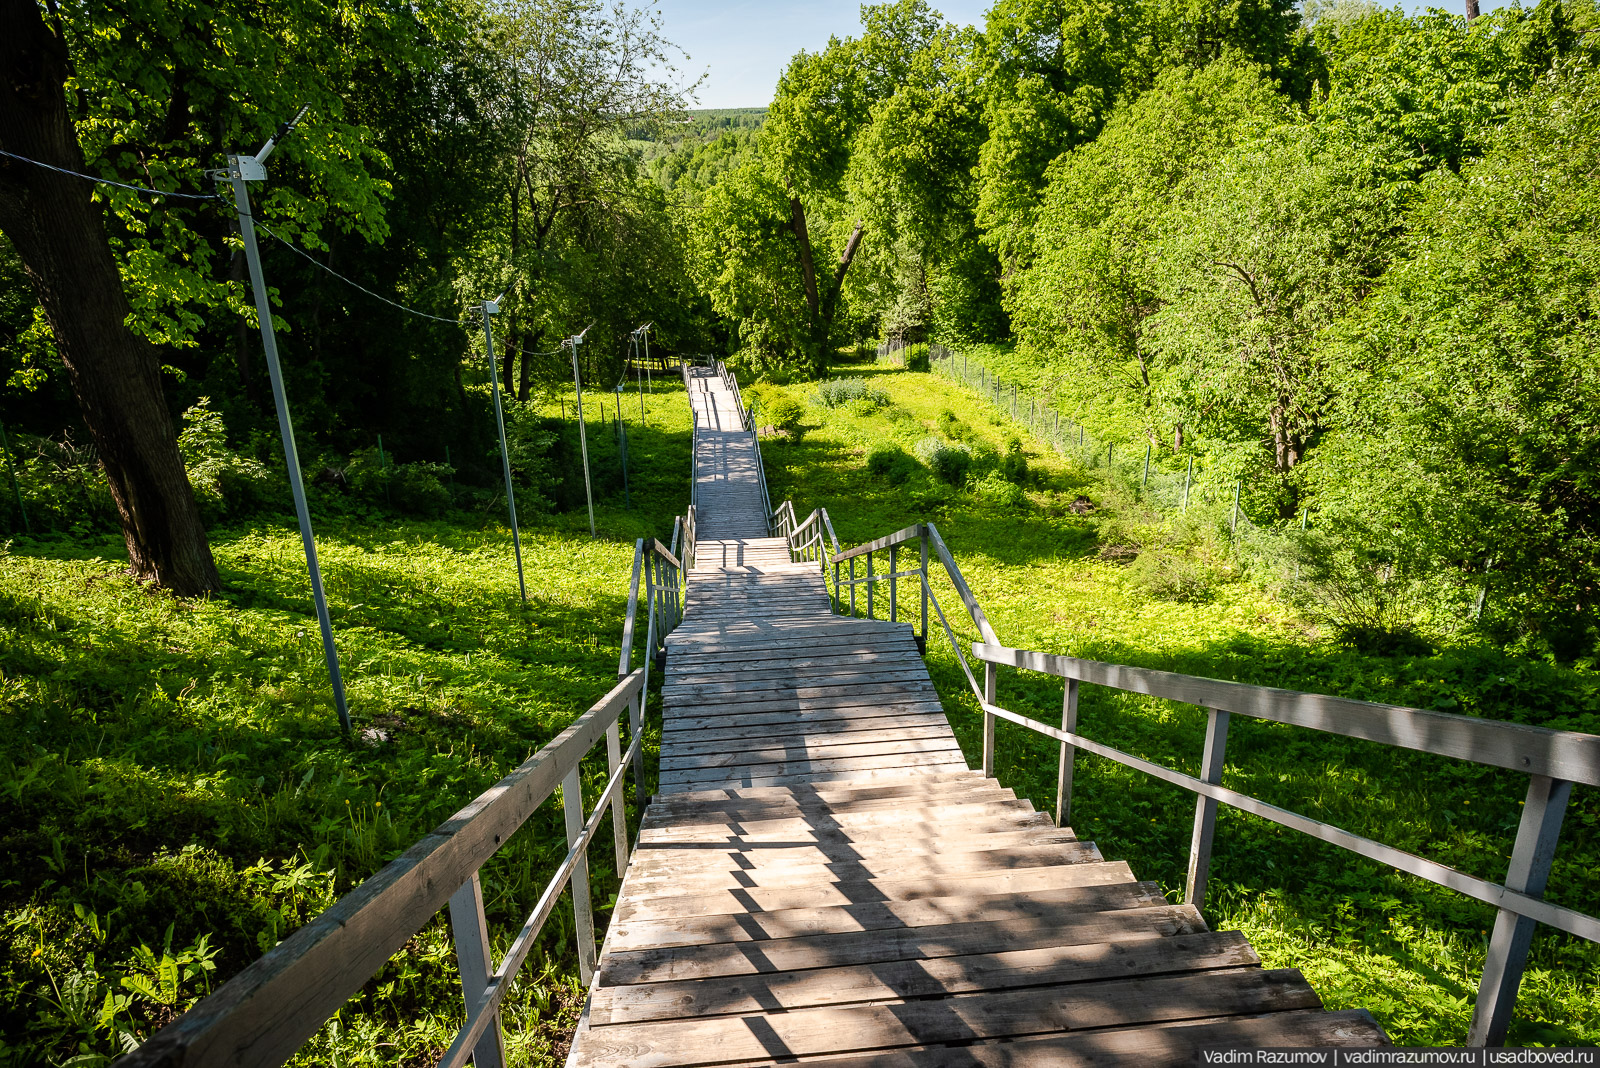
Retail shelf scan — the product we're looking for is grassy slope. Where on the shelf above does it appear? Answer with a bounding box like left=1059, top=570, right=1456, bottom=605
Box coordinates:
left=0, top=381, right=693, bottom=1065
left=755, top=355, right=1599, bottom=1047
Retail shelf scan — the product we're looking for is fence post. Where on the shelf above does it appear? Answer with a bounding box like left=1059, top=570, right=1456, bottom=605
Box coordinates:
left=1056, top=678, right=1079, bottom=829
left=1185, top=709, right=1232, bottom=911
left=919, top=528, right=929, bottom=655
left=1182, top=458, right=1193, bottom=511
left=866, top=551, right=875, bottom=620
left=982, top=662, right=998, bottom=779
left=1468, top=775, right=1572, bottom=1046
left=1143, top=443, right=1151, bottom=487
left=447, top=873, right=508, bottom=1068
left=1231, top=480, right=1241, bottom=536
left=562, top=767, right=597, bottom=985
left=849, top=556, right=857, bottom=617
left=606, top=715, right=629, bottom=873
left=1107, top=442, right=1113, bottom=469
left=889, top=544, right=898, bottom=623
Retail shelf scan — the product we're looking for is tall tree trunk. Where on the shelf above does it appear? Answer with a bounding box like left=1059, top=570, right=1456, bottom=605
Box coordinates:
left=0, top=0, right=218, bottom=594
left=1465, top=0, right=1479, bottom=22
left=787, top=191, right=865, bottom=378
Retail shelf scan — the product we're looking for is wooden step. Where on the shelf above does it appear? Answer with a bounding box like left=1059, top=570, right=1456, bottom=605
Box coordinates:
left=588, top=929, right=1258, bottom=1025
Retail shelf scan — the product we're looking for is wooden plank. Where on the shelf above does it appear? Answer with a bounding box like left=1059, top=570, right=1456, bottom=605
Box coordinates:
left=662, top=701, right=949, bottom=734
left=976, top=642, right=1600, bottom=787
left=639, top=797, right=1044, bottom=841
left=665, top=649, right=924, bottom=677
left=624, top=829, right=1080, bottom=888
left=662, top=680, right=941, bottom=711
left=660, top=711, right=951, bottom=747
left=617, top=865, right=1143, bottom=924
left=703, top=1010, right=1390, bottom=1067
left=657, top=763, right=975, bottom=794
left=661, top=722, right=955, bottom=758
left=660, top=735, right=963, bottom=772
left=617, top=844, right=1107, bottom=901
left=665, top=664, right=930, bottom=691
left=588, top=930, right=1258, bottom=1025
left=646, top=770, right=990, bottom=806
left=658, top=750, right=969, bottom=788
left=598, top=901, right=1207, bottom=985
left=574, top=967, right=1323, bottom=1065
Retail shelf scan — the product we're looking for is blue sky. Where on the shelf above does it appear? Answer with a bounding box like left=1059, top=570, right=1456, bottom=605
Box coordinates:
left=658, top=0, right=1507, bottom=109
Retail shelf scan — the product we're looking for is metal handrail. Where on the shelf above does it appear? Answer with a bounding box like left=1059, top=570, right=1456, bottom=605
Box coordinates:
left=970, top=640, right=1599, bottom=1048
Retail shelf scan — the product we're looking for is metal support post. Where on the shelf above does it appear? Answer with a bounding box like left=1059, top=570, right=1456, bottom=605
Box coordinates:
left=1056, top=679, right=1079, bottom=828
left=606, top=717, right=629, bottom=873
left=480, top=301, right=527, bottom=602
left=1185, top=709, right=1232, bottom=910
left=1468, top=775, right=1572, bottom=1046
left=1231, top=480, right=1241, bottom=535
left=1182, top=458, right=1193, bottom=511
left=447, top=873, right=507, bottom=1068
left=1143, top=443, right=1151, bottom=487
left=224, top=147, right=351, bottom=734
left=849, top=557, right=857, bottom=617
left=889, top=544, right=898, bottom=623
left=866, top=551, right=874, bottom=619
left=561, top=767, right=597, bottom=985
left=982, top=662, right=998, bottom=779
left=919, top=531, right=929, bottom=655
left=569, top=330, right=596, bottom=538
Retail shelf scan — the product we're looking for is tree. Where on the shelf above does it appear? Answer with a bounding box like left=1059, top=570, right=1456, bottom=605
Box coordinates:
left=0, top=0, right=218, bottom=593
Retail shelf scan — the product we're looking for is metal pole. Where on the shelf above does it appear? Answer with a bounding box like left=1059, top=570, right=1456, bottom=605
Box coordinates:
left=0, top=421, right=29, bottom=534
left=570, top=335, right=597, bottom=538
left=227, top=160, right=350, bottom=734
left=480, top=302, right=527, bottom=602
left=619, top=417, right=630, bottom=510
left=376, top=433, right=390, bottom=508
left=1231, top=480, right=1241, bottom=535
left=1143, top=443, right=1151, bottom=487
left=1183, top=458, right=1193, bottom=511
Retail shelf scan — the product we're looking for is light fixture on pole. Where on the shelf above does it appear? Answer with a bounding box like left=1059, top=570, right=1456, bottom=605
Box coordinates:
left=481, top=292, right=527, bottom=602
left=568, top=325, right=596, bottom=538
left=213, top=105, right=351, bottom=734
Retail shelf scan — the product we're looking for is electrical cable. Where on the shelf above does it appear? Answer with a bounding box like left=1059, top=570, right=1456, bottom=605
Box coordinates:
left=255, top=220, right=466, bottom=326
left=0, top=148, right=219, bottom=201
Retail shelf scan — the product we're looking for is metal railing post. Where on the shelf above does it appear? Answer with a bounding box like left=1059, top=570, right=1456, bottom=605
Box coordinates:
left=1056, top=679, right=1079, bottom=828
left=982, top=662, right=998, bottom=778
left=866, top=551, right=875, bottom=619
left=889, top=544, right=898, bottom=623
left=606, top=718, right=628, bottom=874
left=1468, top=775, right=1573, bottom=1046
left=1185, top=709, right=1232, bottom=911
left=849, top=557, right=857, bottom=617
left=562, top=767, right=597, bottom=985
left=919, top=529, right=929, bottom=655
left=448, top=873, right=507, bottom=1068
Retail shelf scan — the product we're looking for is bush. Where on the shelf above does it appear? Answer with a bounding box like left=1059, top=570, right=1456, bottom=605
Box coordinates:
left=346, top=448, right=453, bottom=517
left=913, top=437, right=972, bottom=485
left=1128, top=550, right=1215, bottom=603
left=813, top=378, right=890, bottom=412
left=1000, top=437, right=1029, bottom=485
left=762, top=392, right=806, bottom=438
left=177, top=397, right=272, bottom=521
left=936, top=409, right=971, bottom=441
left=885, top=405, right=915, bottom=428
left=972, top=470, right=1027, bottom=512
left=866, top=445, right=918, bottom=485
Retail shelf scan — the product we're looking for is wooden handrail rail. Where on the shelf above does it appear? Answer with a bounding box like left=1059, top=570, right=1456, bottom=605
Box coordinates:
left=123, top=669, right=646, bottom=1068
left=973, top=644, right=1600, bottom=786
left=834, top=522, right=924, bottom=561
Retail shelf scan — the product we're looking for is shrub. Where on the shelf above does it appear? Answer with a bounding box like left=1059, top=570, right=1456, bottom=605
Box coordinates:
left=346, top=448, right=453, bottom=517
left=972, top=470, right=1027, bottom=512
left=177, top=397, right=271, bottom=520
left=913, top=437, right=972, bottom=485
left=813, top=378, right=890, bottom=412
left=1128, top=550, right=1215, bottom=603
left=1000, top=437, right=1029, bottom=485
left=866, top=445, right=918, bottom=485
left=936, top=409, right=971, bottom=441
left=762, top=393, right=806, bottom=438
left=885, top=405, right=915, bottom=428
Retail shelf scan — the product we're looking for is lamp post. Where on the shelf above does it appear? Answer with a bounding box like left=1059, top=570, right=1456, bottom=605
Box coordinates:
left=481, top=294, right=526, bottom=602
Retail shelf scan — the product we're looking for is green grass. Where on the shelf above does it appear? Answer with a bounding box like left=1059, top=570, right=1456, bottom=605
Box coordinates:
left=755, top=354, right=1600, bottom=1047
left=0, top=381, right=693, bottom=1066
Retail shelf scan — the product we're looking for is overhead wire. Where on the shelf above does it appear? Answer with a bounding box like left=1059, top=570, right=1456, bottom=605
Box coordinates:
left=254, top=220, right=466, bottom=326
left=0, top=148, right=220, bottom=201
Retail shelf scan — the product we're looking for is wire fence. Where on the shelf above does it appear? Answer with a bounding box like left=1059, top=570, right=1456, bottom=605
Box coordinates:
left=924, top=344, right=1302, bottom=580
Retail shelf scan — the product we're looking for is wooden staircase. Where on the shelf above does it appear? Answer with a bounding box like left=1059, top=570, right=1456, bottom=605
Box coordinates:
left=566, top=366, right=1389, bottom=1065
